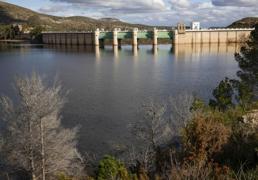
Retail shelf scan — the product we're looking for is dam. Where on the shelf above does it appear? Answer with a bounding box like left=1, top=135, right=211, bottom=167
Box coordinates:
left=42, top=24, right=254, bottom=47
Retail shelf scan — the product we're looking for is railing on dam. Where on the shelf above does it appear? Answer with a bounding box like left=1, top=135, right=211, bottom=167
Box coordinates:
left=186, top=28, right=254, bottom=32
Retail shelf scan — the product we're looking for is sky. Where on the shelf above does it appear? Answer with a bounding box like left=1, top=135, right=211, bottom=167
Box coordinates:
left=3, top=0, right=258, bottom=27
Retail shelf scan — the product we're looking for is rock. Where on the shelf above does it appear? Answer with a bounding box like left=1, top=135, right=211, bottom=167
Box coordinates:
left=242, top=110, right=258, bottom=128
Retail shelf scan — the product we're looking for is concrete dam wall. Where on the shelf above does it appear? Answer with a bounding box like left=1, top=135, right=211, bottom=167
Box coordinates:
left=42, top=33, right=94, bottom=45
left=42, top=28, right=254, bottom=46
left=174, top=29, right=252, bottom=44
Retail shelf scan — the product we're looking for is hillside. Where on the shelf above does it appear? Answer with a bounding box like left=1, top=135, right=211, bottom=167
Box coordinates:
left=0, top=1, right=152, bottom=31
left=228, top=17, right=258, bottom=28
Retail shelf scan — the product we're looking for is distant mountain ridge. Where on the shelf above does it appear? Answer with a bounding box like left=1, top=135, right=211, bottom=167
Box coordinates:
left=228, top=17, right=258, bottom=28
left=1, top=1, right=257, bottom=31
left=0, top=1, right=152, bottom=31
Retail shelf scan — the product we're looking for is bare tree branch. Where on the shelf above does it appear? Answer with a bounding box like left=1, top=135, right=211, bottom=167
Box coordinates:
left=0, top=72, right=84, bottom=179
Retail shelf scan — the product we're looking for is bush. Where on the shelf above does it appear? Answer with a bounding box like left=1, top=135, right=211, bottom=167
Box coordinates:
left=182, top=112, right=231, bottom=166
left=219, top=116, right=258, bottom=170
left=97, top=155, right=130, bottom=180
left=209, top=78, right=235, bottom=111
left=170, top=160, right=230, bottom=180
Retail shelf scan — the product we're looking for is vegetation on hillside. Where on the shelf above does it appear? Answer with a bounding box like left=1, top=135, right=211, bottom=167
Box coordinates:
left=228, top=17, right=258, bottom=28
left=0, top=1, right=153, bottom=32
left=0, top=25, right=18, bottom=39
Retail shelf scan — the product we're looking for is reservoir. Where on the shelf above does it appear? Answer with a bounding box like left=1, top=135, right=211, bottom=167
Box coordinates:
left=0, top=43, right=240, bottom=156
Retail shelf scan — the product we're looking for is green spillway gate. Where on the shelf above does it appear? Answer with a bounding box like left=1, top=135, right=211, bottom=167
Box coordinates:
left=99, top=31, right=174, bottom=40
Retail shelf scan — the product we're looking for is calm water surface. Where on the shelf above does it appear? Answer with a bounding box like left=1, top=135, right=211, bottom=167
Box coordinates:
left=0, top=43, right=240, bottom=156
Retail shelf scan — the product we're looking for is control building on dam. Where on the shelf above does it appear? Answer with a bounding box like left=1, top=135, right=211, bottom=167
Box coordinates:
left=42, top=23, right=254, bottom=47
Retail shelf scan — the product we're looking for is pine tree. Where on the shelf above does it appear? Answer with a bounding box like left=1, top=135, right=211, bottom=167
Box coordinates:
left=210, top=25, right=258, bottom=110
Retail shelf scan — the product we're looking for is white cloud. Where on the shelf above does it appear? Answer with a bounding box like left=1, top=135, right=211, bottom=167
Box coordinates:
left=50, top=0, right=167, bottom=13
left=39, top=4, right=68, bottom=13
left=37, top=0, right=258, bottom=27
left=170, top=0, right=191, bottom=8
left=197, top=2, right=213, bottom=9
left=212, top=0, right=258, bottom=7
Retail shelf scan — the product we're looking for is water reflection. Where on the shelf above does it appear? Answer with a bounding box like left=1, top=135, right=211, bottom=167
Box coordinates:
left=113, top=45, right=119, bottom=59
left=173, top=43, right=240, bottom=60
left=132, top=45, right=138, bottom=57
left=44, top=44, right=95, bottom=53
left=92, top=43, right=240, bottom=60
left=95, top=46, right=101, bottom=62
left=1, top=43, right=240, bottom=57
left=0, top=43, right=241, bottom=157
left=152, top=45, right=158, bottom=56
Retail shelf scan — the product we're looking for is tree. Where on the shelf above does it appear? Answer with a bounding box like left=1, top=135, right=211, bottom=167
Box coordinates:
left=169, top=93, right=195, bottom=132
left=30, top=26, right=44, bottom=42
left=210, top=25, right=258, bottom=110
left=0, top=25, right=16, bottom=40
left=131, top=100, right=172, bottom=172
left=0, top=73, right=83, bottom=180
left=234, top=24, right=258, bottom=106
left=209, top=78, right=235, bottom=111
left=132, top=101, right=171, bottom=150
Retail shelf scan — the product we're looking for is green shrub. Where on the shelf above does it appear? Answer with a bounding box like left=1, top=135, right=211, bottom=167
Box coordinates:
left=97, top=155, right=130, bottom=180
left=209, top=78, right=235, bottom=111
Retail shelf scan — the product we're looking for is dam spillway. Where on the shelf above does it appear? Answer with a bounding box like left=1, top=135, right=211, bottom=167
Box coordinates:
left=42, top=26, right=254, bottom=47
